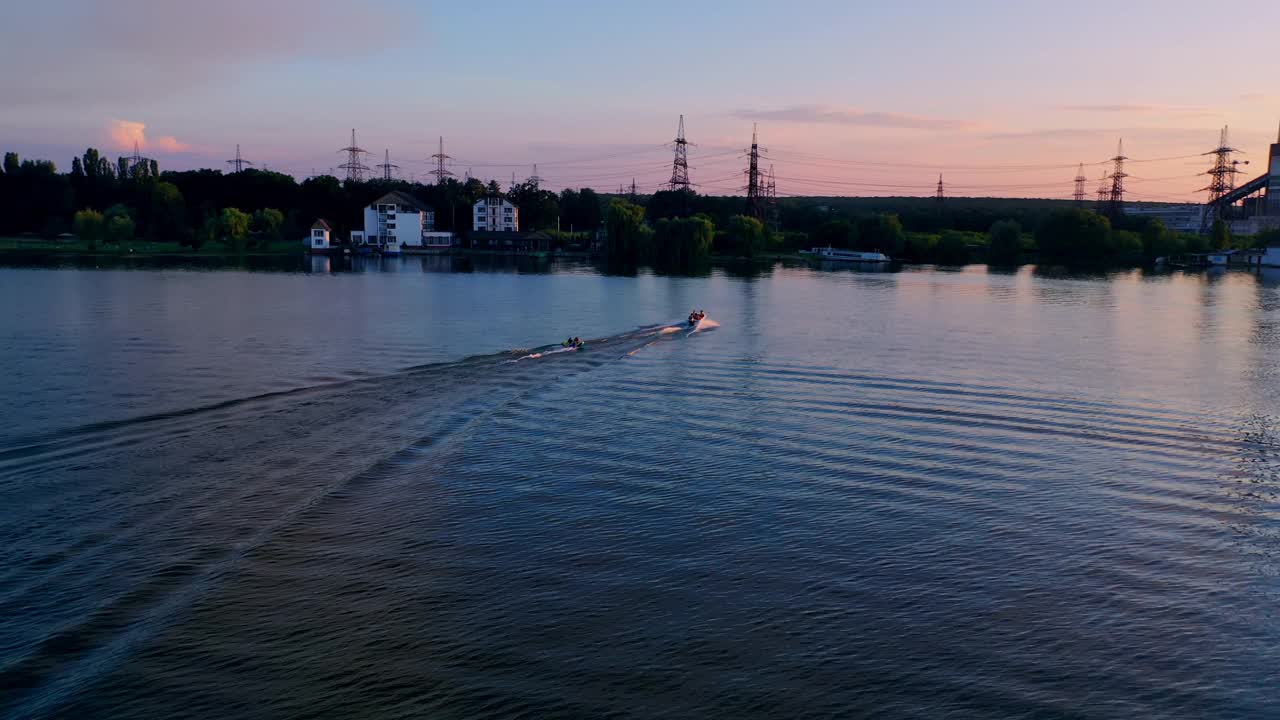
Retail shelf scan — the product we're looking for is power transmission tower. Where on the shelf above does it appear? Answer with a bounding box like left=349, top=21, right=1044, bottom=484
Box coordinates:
left=529, top=164, right=541, bottom=188
left=1106, top=139, right=1128, bottom=216
left=745, top=125, right=766, bottom=220
left=1198, top=126, right=1250, bottom=232
left=1073, top=163, right=1087, bottom=206
left=629, top=178, right=637, bottom=202
left=1095, top=171, right=1110, bottom=213
left=766, top=164, right=779, bottom=233
left=935, top=174, right=945, bottom=203
left=667, top=114, right=692, bottom=191
left=1200, top=126, right=1246, bottom=201
left=338, top=128, right=370, bottom=183
left=377, top=149, right=399, bottom=181
left=226, top=144, right=253, bottom=173
left=429, top=137, right=454, bottom=185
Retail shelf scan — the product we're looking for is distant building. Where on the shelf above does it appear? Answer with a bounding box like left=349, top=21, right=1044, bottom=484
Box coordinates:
left=1123, top=204, right=1206, bottom=234
left=351, top=191, right=449, bottom=255
left=474, top=196, right=519, bottom=232
left=307, top=219, right=332, bottom=253
left=470, top=230, right=550, bottom=253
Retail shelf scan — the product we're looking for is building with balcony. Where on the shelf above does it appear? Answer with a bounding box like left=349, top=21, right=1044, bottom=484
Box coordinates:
left=473, top=196, right=519, bottom=232
left=351, top=191, right=441, bottom=255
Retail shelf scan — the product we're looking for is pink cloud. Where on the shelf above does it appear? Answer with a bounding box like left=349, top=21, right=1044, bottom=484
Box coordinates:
left=107, top=119, right=192, bottom=153
left=152, top=135, right=191, bottom=152
left=108, top=119, right=147, bottom=150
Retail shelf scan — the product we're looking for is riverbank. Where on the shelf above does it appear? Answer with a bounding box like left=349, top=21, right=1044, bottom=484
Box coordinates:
left=0, top=237, right=299, bottom=258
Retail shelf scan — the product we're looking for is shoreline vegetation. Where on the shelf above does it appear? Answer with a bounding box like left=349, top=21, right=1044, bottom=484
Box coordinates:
left=3, top=147, right=1277, bottom=273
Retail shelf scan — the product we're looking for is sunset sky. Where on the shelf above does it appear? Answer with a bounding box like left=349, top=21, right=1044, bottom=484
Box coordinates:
left=2, top=0, right=1278, bottom=200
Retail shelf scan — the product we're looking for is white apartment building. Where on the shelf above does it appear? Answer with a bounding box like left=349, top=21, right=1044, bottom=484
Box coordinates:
left=474, top=196, right=519, bottom=232
left=352, top=191, right=438, bottom=255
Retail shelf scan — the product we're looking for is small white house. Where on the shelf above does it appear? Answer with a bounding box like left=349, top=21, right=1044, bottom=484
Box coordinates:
left=307, top=219, right=332, bottom=253
left=474, top=196, right=519, bottom=232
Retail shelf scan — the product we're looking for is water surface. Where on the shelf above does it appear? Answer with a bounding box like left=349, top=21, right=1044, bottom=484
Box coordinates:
left=2, top=258, right=1278, bottom=718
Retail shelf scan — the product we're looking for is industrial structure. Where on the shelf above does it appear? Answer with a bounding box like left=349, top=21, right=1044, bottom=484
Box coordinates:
left=338, top=129, right=370, bottom=183
left=1197, top=123, right=1280, bottom=234
left=1106, top=140, right=1128, bottom=217
left=226, top=145, right=253, bottom=174
left=745, top=125, right=765, bottom=220
left=667, top=115, right=692, bottom=191
left=376, top=149, right=399, bottom=181
left=429, top=137, right=454, bottom=185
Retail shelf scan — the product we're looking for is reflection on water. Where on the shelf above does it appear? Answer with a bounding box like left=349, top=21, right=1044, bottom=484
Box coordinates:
left=1, top=261, right=1278, bottom=719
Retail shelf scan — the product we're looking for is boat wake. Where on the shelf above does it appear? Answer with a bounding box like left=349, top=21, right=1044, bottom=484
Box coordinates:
left=508, top=316, right=719, bottom=363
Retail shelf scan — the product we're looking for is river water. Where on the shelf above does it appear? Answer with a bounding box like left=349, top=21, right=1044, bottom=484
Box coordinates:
left=1, top=257, right=1278, bottom=719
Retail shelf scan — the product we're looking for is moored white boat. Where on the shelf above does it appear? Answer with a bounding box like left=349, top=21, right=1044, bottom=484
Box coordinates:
left=800, top=246, right=891, bottom=263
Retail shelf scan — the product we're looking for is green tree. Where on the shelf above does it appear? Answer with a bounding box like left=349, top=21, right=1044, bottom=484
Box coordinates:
left=102, top=205, right=133, bottom=243
left=647, top=188, right=697, bottom=221
left=220, top=207, right=251, bottom=251
left=253, top=207, right=285, bottom=245
left=148, top=181, right=187, bottom=241
left=814, top=219, right=853, bottom=249
left=1210, top=218, right=1232, bottom=251
left=1036, top=208, right=1112, bottom=264
left=936, top=231, right=971, bottom=265
left=725, top=215, right=766, bottom=258
left=856, top=213, right=905, bottom=255
left=73, top=209, right=104, bottom=250
left=105, top=214, right=136, bottom=244
left=1140, top=219, right=1186, bottom=260
left=901, top=232, right=938, bottom=262
left=986, top=219, right=1023, bottom=265
left=1112, top=230, right=1143, bottom=261
left=604, top=199, right=647, bottom=264
left=650, top=215, right=714, bottom=270
left=192, top=214, right=220, bottom=250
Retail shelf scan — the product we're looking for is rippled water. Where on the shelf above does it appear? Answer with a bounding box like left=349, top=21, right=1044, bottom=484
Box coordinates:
left=2, top=259, right=1279, bottom=719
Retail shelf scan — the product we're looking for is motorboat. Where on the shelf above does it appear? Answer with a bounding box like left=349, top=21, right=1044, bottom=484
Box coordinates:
left=800, top=246, right=891, bottom=263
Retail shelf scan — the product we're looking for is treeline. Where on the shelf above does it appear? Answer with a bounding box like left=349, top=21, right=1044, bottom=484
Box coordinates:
left=0, top=147, right=604, bottom=247
left=604, top=197, right=768, bottom=272
left=3, top=146, right=1256, bottom=268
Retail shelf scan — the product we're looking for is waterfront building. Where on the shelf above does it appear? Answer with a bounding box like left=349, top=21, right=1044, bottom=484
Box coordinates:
left=473, top=196, right=519, bottom=232
left=351, top=191, right=443, bottom=255
left=469, top=230, right=551, bottom=254
left=307, top=219, right=332, bottom=253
